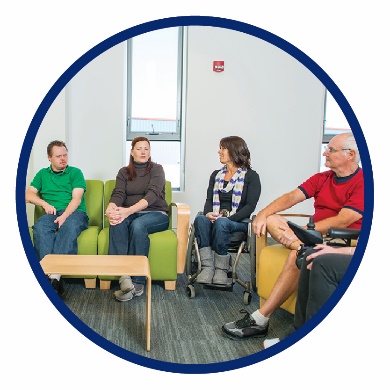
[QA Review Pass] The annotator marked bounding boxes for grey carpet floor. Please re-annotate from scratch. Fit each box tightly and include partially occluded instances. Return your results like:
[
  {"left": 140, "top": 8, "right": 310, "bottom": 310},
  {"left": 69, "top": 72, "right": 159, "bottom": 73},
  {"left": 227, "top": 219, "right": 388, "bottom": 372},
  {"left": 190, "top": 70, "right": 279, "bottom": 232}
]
[{"left": 62, "top": 253, "right": 294, "bottom": 365}]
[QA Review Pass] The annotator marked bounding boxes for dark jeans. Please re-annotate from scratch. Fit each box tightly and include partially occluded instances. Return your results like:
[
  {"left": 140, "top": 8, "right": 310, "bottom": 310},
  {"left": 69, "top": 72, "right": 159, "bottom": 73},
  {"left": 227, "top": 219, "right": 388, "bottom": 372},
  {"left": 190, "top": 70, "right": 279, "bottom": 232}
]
[
  {"left": 108, "top": 212, "right": 169, "bottom": 284},
  {"left": 193, "top": 214, "right": 248, "bottom": 255},
  {"left": 33, "top": 210, "right": 89, "bottom": 261},
  {"left": 294, "top": 248, "right": 352, "bottom": 329}
]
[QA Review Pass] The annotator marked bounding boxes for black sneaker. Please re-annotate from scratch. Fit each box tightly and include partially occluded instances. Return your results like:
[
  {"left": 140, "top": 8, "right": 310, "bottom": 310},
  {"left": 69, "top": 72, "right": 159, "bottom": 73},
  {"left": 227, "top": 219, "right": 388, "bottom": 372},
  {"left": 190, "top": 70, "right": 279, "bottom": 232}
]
[
  {"left": 222, "top": 309, "right": 268, "bottom": 340},
  {"left": 50, "top": 278, "right": 65, "bottom": 297},
  {"left": 133, "top": 282, "right": 144, "bottom": 297}
]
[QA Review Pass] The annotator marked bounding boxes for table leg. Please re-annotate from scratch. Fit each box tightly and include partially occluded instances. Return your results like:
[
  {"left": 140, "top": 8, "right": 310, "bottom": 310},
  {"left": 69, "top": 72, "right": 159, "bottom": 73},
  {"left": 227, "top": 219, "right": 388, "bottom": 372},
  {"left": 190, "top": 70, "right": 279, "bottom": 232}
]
[{"left": 146, "top": 276, "right": 151, "bottom": 351}]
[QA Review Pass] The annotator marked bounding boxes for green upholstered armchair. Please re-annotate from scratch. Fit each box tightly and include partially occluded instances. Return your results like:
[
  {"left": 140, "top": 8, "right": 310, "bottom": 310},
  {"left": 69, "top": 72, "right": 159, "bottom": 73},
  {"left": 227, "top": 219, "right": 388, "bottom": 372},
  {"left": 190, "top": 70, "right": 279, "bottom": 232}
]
[
  {"left": 97, "top": 180, "right": 190, "bottom": 290},
  {"left": 29, "top": 179, "right": 104, "bottom": 288}
]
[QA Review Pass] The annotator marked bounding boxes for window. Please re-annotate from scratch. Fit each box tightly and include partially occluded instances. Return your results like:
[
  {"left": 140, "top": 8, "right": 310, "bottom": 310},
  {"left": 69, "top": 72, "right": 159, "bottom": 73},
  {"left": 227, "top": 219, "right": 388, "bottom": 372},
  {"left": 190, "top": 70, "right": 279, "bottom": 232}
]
[
  {"left": 323, "top": 90, "right": 351, "bottom": 142},
  {"left": 126, "top": 27, "right": 186, "bottom": 190},
  {"left": 320, "top": 90, "right": 352, "bottom": 171}
]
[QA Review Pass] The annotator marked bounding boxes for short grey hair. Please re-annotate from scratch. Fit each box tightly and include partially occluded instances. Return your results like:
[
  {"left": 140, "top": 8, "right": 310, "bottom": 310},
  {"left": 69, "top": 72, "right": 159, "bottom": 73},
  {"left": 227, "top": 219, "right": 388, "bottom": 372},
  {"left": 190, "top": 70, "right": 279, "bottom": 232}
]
[{"left": 343, "top": 132, "right": 360, "bottom": 164}]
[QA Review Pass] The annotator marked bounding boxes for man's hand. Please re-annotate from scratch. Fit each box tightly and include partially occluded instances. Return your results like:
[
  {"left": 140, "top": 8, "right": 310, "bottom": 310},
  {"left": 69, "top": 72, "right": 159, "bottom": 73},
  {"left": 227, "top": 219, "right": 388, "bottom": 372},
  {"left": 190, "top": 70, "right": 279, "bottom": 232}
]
[
  {"left": 252, "top": 213, "right": 267, "bottom": 237},
  {"left": 278, "top": 225, "right": 299, "bottom": 248},
  {"left": 54, "top": 213, "right": 67, "bottom": 228},
  {"left": 43, "top": 203, "right": 56, "bottom": 215},
  {"left": 305, "top": 244, "right": 350, "bottom": 270}
]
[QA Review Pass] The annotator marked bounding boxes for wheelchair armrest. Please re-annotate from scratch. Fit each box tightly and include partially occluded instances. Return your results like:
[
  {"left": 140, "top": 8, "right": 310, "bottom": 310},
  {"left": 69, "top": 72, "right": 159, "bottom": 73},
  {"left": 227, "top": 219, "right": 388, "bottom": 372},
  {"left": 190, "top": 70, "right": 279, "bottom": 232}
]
[
  {"left": 326, "top": 228, "right": 360, "bottom": 240},
  {"left": 326, "top": 227, "right": 360, "bottom": 247}
]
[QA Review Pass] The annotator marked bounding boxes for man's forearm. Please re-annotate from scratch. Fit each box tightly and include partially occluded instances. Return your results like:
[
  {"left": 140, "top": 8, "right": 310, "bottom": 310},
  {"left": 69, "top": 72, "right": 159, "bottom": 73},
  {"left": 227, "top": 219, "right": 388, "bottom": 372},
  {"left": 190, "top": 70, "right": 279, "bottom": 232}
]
[
  {"left": 61, "top": 198, "right": 82, "bottom": 218},
  {"left": 26, "top": 191, "right": 48, "bottom": 208},
  {"left": 259, "top": 192, "right": 299, "bottom": 218}
]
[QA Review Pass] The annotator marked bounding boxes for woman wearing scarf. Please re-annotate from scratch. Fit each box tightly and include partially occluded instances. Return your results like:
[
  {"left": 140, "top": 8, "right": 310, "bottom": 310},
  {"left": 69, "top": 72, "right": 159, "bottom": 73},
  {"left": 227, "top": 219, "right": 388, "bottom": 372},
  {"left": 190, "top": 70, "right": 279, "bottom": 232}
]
[{"left": 194, "top": 136, "right": 261, "bottom": 285}]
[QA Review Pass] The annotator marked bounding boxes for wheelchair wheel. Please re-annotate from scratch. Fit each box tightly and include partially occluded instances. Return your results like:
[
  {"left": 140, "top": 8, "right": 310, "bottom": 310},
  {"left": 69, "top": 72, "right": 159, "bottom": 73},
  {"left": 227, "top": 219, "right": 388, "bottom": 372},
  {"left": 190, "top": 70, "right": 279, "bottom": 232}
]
[
  {"left": 243, "top": 291, "right": 252, "bottom": 305},
  {"left": 248, "top": 220, "right": 257, "bottom": 293},
  {"left": 186, "top": 285, "right": 196, "bottom": 299},
  {"left": 185, "top": 222, "right": 197, "bottom": 276}
]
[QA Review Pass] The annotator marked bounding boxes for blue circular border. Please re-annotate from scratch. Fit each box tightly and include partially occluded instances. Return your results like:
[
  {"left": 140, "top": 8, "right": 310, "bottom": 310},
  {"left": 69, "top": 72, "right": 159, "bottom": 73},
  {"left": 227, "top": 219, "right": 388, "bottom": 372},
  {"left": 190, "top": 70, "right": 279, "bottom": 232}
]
[{"left": 16, "top": 16, "right": 374, "bottom": 374}]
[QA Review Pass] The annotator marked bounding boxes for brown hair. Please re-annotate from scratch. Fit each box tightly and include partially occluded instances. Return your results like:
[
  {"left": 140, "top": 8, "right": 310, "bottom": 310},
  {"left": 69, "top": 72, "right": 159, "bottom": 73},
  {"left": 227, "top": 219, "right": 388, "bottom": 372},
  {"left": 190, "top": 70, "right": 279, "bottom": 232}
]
[
  {"left": 126, "top": 136, "right": 153, "bottom": 181},
  {"left": 220, "top": 136, "right": 251, "bottom": 169},
  {"left": 47, "top": 140, "right": 67, "bottom": 157}
]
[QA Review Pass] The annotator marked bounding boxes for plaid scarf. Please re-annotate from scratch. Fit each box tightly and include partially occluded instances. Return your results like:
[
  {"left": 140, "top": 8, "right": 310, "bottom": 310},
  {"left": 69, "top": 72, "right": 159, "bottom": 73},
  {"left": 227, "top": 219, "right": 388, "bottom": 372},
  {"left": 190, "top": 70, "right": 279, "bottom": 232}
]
[{"left": 212, "top": 166, "right": 247, "bottom": 217}]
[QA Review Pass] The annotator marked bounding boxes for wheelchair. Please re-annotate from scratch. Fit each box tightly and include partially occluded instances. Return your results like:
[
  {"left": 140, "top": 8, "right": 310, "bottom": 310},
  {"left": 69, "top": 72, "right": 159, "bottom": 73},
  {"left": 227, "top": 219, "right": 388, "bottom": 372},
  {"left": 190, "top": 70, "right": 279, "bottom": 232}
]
[
  {"left": 185, "top": 212, "right": 256, "bottom": 305},
  {"left": 288, "top": 216, "right": 360, "bottom": 269}
]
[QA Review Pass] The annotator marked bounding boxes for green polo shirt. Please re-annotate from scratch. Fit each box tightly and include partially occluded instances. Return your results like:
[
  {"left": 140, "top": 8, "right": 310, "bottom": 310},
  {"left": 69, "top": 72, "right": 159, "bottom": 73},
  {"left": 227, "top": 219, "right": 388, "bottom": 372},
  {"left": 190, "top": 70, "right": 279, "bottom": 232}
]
[{"left": 30, "top": 165, "right": 87, "bottom": 213}]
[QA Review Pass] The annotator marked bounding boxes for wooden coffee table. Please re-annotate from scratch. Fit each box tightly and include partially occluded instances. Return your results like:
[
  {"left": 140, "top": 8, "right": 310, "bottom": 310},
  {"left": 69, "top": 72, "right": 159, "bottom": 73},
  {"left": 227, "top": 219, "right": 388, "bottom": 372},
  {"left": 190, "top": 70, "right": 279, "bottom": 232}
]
[{"left": 40, "top": 254, "right": 152, "bottom": 351}]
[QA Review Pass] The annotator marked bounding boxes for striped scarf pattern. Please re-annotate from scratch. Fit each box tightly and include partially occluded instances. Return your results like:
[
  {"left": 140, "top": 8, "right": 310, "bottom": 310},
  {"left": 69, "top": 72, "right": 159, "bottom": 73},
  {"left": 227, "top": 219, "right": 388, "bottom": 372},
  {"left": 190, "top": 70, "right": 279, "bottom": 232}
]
[{"left": 212, "top": 166, "right": 247, "bottom": 217}]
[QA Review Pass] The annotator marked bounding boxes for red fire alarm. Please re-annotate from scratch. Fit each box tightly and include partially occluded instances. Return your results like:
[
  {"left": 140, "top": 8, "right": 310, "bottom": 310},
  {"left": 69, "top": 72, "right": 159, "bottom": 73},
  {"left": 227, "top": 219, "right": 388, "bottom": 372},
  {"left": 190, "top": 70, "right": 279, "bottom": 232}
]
[{"left": 213, "top": 61, "right": 224, "bottom": 72}]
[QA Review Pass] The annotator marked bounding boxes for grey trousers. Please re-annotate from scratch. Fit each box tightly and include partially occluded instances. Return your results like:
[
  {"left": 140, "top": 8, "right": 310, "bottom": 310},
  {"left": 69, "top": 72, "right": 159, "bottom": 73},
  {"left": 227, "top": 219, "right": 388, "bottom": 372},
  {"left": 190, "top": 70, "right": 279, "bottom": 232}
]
[{"left": 294, "top": 248, "right": 352, "bottom": 329}]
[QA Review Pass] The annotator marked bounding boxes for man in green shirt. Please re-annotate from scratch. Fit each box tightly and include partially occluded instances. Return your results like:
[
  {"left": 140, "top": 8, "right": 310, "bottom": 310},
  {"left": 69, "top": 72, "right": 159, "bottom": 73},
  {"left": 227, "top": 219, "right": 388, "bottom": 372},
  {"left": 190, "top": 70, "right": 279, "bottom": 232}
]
[{"left": 26, "top": 140, "right": 89, "bottom": 296}]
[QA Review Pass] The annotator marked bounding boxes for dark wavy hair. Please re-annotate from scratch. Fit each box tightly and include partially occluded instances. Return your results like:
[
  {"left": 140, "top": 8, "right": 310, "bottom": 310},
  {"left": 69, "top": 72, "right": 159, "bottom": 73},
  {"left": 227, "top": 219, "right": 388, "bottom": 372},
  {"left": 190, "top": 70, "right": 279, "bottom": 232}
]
[
  {"left": 126, "top": 136, "right": 153, "bottom": 181},
  {"left": 220, "top": 136, "right": 251, "bottom": 169},
  {"left": 47, "top": 140, "right": 67, "bottom": 157}
]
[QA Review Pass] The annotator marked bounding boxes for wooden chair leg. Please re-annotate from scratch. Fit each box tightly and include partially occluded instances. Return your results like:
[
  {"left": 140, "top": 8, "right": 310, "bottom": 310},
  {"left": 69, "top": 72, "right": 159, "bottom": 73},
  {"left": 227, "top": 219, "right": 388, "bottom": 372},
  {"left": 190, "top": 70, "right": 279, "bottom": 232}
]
[
  {"left": 99, "top": 280, "right": 112, "bottom": 290},
  {"left": 84, "top": 278, "right": 96, "bottom": 289},
  {"left": 164, "top": 280, "right": 176, "bottom": 290}
]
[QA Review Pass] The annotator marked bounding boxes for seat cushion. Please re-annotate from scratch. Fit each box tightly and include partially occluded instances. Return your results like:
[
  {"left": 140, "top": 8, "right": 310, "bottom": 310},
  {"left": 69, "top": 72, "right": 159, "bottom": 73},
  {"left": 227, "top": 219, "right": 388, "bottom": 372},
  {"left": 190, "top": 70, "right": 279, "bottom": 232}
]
[
  {"left": 229, "top": 231, "right": 247, "bottom": 247},
  {"left": 149, "top": 230, "right": 177, "bottom": 280},
  {"left": 97, "top": 228, "right": 178, "bottom": 281},
  {"left": 77, "top": 226, "right": 99, "bottom": 255}
]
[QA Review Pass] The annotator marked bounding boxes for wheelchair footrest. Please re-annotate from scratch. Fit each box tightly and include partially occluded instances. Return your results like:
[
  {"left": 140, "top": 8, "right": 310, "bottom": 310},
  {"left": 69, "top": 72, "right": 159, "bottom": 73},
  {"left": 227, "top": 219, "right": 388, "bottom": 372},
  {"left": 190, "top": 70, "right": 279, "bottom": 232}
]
[{"left": 202, "top": 282, "right": 234, "bottom": 292}]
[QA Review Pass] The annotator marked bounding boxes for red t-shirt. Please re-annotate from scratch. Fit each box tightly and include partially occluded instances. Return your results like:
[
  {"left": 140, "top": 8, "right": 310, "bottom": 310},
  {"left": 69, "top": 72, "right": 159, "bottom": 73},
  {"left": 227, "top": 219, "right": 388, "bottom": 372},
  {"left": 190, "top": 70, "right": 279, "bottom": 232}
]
[{"left": 298, "top": 167, "right": 364, "bottom": 229}]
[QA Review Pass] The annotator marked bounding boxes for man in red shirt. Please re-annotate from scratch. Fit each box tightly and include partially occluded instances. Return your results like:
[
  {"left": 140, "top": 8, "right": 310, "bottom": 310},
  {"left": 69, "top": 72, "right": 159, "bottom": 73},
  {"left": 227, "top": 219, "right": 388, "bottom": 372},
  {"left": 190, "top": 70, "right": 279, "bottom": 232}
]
[{"left": 222, "top": 132, "right": 363, "bottom": 340}]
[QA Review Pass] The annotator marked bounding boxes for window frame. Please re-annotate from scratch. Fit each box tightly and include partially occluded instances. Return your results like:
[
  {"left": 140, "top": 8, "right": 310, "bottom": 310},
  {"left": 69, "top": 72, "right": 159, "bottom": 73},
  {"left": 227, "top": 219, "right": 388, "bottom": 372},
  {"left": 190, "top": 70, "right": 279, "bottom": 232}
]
[
  {"left": 322, "top": 89, "right": 351, "bottom": 143},
  {"left": 126, "top": 27, "right": 185, "bottom": 142}
]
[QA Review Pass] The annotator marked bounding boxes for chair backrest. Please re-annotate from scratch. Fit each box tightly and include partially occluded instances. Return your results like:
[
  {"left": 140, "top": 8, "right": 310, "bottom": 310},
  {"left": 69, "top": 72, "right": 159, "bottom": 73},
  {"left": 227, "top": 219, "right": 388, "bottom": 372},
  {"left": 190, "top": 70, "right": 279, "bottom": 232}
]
[
  {"left": 103, "top": 180, "right": 116, "bottom": 228},
  {"left": 84, "top": 180, "right": 104, "bottom": 229},
  {"left": 34, "top": 179, "right": 104, "bottom": 229},
  {"left": 103, "top": 180, "right": 172, "bottom": 229}
]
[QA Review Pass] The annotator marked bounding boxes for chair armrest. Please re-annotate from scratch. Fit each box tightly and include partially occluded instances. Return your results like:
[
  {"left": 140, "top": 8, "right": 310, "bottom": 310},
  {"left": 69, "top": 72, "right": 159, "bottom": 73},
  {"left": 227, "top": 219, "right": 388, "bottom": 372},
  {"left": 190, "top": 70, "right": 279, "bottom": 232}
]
[
  {"left": 255, "top": 233, "right": 268, "bottom": 268},
  {"left": 171, "top": 202, "right": 191, "bottom": 273},
  {"left": 277, "top": 213, "right": 312, "bottom": 219}
]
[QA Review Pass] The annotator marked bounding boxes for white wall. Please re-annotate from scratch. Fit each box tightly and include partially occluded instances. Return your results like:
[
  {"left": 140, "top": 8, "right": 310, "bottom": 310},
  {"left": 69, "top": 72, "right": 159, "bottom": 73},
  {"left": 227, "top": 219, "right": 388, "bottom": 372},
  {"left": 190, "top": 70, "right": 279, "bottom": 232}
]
[
  {"left": 176, "top": 27, "right": 323, "bottom": 219},
  {"left": 27, "top": 26, "right": 325, "bottom": 225},
  {"left": 67, "top": 42, "right": 126, "bottom": 181},
  {"left": 26, "top": 91, "right": 66, "bottom": 223}
]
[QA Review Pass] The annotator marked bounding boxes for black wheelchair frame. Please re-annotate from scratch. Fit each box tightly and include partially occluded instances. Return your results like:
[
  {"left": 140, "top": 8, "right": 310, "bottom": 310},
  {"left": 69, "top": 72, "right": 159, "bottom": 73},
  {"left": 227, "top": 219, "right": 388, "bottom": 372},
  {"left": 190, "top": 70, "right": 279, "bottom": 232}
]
[
  {"left": 288, "top": 216, "right": 360, "bottom": 247},
  {"left": 288, "top": 216, "right": 361, "bottom": 268},
  {"left": 185, "top": 212, "right": 256, "bottom": 305}
]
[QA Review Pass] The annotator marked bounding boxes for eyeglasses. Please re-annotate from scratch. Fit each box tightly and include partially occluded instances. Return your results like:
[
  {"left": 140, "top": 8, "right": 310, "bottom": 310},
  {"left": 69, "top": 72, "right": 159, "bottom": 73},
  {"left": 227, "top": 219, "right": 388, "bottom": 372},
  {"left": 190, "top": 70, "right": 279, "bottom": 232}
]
[{"left": 324, "top": 146, "right": 352, "bottom": 154}]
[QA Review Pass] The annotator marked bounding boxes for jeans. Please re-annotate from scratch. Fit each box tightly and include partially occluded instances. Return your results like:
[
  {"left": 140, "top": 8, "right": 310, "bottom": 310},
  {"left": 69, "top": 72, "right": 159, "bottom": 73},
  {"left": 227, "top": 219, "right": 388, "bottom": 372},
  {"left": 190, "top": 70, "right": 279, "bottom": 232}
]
[
  {"left": 294, "top": 249, "right": 352, "bottom": 329},
  {"left": 193, "top": 214, "right": 248, "bottom": 255},
  {"left": 33, "top": 210, "right": 89, "bottom": 261},
  {"left": 108, "top": 212, "right": 169, "bottom": 284}
]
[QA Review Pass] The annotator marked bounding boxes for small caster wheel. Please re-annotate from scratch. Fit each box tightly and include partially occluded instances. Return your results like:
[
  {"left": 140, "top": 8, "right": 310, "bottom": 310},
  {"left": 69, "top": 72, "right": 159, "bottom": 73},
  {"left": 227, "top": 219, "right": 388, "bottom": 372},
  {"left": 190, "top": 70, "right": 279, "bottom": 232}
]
[
  {"left": 243, "top": 291, "right": 252, "bottom": 305},
  {"left": 187, "top": 285, "right": 196, "bottom": 298}
]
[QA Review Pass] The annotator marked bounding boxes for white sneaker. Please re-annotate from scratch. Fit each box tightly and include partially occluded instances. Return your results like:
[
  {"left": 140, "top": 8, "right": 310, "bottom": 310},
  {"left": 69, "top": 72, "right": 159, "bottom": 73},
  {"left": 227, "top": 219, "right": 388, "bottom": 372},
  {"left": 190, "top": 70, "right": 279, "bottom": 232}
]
[
  {"left": 119, "top": 275, "right": 134, "bottom": 293},
  {"left": 114, "top": 289, "right": 134, "bottom": 302},
  {"left": 262, "top": 338, "right": 280, "bottom": 348}
]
